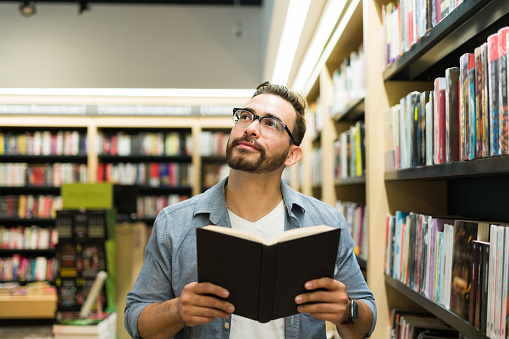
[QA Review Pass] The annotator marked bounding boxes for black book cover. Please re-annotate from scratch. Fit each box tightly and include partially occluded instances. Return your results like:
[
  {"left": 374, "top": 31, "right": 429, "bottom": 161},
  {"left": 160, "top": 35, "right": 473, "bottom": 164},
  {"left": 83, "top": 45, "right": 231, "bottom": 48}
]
[
  {"left": 411, "top": 94, "right": 421, "bottom": 168},
  {"left": 445, "top": 67, "right": 460, "bottom": 163},
  {"left": 197, "top": 225, "right": 340, "bottom": 323},
  {"left": 481, "top": 242, "right": 490, "bottom": 333},
  {"left": 474, "top": 240, "right": 487, "bottom": 329}
]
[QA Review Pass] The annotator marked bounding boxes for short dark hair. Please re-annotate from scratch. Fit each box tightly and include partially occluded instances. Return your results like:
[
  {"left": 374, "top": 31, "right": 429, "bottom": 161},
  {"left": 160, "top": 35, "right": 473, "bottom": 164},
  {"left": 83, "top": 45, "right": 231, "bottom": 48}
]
[{"left": 252, "top": 81, "right": 306, "bottom": 146}]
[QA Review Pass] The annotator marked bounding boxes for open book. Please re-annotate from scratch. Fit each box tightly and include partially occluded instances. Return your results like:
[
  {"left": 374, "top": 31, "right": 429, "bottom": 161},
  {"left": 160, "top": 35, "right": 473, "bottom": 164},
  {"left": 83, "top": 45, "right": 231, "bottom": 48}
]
[{"left": 196, "top": 225, "right": 341, "bottom": 323}]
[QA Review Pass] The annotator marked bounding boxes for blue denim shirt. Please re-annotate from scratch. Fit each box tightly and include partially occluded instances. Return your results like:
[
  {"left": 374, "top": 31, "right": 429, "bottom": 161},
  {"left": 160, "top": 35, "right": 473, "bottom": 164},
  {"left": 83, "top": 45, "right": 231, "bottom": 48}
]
[{"left": 125, "top": 178, "right": 377, "bottom": 338}]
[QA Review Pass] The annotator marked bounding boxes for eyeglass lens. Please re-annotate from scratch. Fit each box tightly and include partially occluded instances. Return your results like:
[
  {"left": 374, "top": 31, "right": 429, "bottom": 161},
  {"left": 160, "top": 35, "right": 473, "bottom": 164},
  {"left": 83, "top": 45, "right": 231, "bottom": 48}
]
[{"left": 234, "top": 110, "right": 282, "bottom": 137}]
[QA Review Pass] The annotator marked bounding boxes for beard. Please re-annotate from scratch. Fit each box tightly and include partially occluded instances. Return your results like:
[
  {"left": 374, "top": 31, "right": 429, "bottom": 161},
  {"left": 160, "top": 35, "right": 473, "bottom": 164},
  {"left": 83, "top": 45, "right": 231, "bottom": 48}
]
[{"left": 226, "top": 135, "right": 290, "bottom": 174}]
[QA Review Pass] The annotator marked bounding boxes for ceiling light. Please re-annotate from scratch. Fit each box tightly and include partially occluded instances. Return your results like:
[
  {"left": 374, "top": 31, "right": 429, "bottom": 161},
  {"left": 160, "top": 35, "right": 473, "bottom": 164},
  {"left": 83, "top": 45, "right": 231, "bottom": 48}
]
[
  {"left": 78, "top": 2, "right": 90, "bottom": 15},
  {"left": 270, "top": 0, "right": 312, "bottom": 86},
  {"left": 19, "top": 0, "right": 36, "bottom": 17},
  {"left": 0, "top": 88, "right": 254, "bottom": 98},
  {"left": 292, "top": 0, "right": 347, "bottom": 92},
  {"left": 299, "top": 0, "right": 360, "bottom": 96}
]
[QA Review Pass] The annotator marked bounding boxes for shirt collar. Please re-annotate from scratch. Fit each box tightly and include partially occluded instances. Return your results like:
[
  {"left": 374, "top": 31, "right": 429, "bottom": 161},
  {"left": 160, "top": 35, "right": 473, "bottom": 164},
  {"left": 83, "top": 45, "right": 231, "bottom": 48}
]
[{"left": 193, "top": 176, "right": 306, "bottom": 225}]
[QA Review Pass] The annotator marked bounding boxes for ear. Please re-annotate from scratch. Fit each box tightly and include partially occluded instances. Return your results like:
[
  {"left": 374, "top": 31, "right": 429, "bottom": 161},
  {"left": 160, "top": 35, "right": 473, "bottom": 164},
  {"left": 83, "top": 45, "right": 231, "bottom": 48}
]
[{"left": 284, "top": 145, "right": 302, "bottom": 167}]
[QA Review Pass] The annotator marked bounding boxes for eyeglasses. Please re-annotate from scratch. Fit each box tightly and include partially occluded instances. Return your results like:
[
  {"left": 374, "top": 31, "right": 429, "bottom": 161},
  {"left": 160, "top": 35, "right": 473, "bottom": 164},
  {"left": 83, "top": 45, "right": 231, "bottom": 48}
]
[{"left": 232, "top": 108, "right": 298, "bottom": 145}]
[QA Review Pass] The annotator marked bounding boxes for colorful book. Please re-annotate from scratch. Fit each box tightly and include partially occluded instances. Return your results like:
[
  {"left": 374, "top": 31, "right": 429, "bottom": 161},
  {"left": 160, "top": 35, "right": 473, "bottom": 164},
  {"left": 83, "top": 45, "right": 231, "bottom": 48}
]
[
  {"left": 475, "top": 44, "right": 489, "bottom": 158},
  {"left": 434, "top": 78, "right": 446, "bottom": 164},
  {"left": 445, "top": 67, "right": 460, "bottom": 162},
  {"left": 468, "top": 60, "right": 477, "bottom": 160},
  {"left": 487, "top": 33, "right": 499, "bottom": 156},
  {"left": 459, "top": 53, "right": 474, "bottom": 161},
  {"left": 450, "top": 220, "right": 479, "bottom": 321},
  {"left": 498, "top": 27, "right": 509, "bottom": 155}
]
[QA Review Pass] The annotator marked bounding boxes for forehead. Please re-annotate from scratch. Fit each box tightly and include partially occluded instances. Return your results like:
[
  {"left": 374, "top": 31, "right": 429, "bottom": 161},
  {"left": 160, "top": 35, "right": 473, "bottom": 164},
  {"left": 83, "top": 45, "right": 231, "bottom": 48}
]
[{"left": 244, "top": 94, "right": 296, "bottom": 125}]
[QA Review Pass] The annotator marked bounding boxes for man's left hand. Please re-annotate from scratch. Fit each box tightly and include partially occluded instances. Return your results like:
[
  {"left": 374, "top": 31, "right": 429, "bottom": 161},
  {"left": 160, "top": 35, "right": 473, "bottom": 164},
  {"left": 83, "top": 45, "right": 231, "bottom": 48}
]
[{"left": 294, "top": 277, "right": 349, "bottom": 325}]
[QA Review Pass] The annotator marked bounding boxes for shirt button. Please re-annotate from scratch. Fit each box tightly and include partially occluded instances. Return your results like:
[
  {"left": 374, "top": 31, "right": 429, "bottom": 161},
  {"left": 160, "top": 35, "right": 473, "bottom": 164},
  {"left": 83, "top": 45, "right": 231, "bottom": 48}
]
[{"left": 224, "top": 322, "right": 230, "bottom": 330}]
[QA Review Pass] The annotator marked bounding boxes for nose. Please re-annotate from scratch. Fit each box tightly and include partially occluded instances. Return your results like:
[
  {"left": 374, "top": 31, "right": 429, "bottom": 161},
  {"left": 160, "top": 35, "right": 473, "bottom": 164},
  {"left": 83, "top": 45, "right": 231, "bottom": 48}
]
[{"left": 244, "top": 116, "right": 261, "bottom": 138}]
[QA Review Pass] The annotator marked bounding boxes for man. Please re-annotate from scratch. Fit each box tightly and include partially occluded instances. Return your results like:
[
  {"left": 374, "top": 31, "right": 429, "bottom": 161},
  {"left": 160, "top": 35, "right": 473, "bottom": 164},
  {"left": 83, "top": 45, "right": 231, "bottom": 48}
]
[{"left": 125, "top": 81, "right": 377, "bottom": 338}]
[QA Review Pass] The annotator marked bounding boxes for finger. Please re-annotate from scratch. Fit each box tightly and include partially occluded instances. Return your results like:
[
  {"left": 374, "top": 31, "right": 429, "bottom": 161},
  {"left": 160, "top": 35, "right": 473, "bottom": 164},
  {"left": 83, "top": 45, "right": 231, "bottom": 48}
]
[
  {"left": 194, "top": 294, "right": 235, "bottom": 313},
  {"left": 295, "top": 289, "right": 340, "bottom": 305},
  {"left": 304, "top": 278, "right": 342, "bottom": 291},
  {"left": 297, "top": 302, "right": 341, "bottom": 315},
  {"left": 181, "top": 291, "right": 234, "bottom": 314},
  {"left": 193, "top": 282, "right": 230, "bottom": 298},
  {"left": 180, "top": 299, "right": 234, "bottom": 327}
]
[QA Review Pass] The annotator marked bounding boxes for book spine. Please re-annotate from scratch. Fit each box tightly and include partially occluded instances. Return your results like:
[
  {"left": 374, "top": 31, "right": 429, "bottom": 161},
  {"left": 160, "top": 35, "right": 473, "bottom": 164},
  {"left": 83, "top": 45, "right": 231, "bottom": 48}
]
[
  {"left": 487, "top": 33, "right": 499, "bottom": 156},
  {"left": 498, "top": 27, "right": 509, "bottom": 155},
  {"left": 257, "top": 244, "right": 278, "bottom": 323},
  {"left": 445, "top": 67, "right": 460, "bottom": 162}
]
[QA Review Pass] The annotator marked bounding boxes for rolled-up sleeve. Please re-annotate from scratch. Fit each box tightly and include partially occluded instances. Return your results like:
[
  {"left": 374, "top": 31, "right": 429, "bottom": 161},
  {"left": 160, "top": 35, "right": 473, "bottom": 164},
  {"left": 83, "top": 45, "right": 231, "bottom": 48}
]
[{"left": 124, "top": 211, "right": 175, "bottom": 339}]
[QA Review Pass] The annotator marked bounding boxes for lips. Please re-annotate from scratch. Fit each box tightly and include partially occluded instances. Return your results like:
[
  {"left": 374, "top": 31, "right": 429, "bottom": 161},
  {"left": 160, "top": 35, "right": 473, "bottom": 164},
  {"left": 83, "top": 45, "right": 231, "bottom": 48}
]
[{"left": 237, "top": 140, "right": 259, "bottom": 151}]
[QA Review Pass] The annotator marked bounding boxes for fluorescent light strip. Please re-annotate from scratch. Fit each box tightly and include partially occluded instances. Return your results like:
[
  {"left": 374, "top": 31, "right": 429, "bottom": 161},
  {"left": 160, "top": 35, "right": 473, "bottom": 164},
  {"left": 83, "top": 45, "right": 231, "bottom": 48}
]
[
  {"left": 301, "top": 0, "right": 360, "bottom": 97},
  {"left": 292, "top": 0, "right": 347, "bottom": 92},
  {"left": 271, "top": 0, "right": 312, "bottom": 85},
  {"left": 0, "top": 88, "right": 254, "bottom": 98}
]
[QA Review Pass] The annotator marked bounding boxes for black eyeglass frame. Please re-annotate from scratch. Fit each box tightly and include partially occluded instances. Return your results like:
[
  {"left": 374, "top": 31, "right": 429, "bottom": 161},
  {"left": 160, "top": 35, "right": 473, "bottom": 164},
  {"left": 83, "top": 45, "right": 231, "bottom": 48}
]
[{"left": 232, "top": 107, "right": 299, "bottom": 146}]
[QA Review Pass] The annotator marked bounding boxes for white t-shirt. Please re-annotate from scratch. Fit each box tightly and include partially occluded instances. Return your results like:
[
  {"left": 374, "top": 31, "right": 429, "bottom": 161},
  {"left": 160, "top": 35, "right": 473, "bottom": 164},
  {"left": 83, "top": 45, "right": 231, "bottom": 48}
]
[{"left": 228, "top": 200, "right": 286, "bottom": 339}]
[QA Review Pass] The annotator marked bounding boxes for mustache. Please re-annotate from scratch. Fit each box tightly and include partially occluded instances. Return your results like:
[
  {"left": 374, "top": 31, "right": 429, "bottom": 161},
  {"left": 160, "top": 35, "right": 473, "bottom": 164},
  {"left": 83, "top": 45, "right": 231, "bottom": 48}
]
[{"left": 230, "top": 136, "right": 264, "bottom": 151}]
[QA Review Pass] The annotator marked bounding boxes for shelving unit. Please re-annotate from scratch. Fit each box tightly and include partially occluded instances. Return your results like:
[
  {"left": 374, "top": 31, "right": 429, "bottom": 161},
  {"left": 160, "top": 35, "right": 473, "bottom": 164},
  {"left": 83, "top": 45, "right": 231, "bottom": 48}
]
[
  {"left": 362, "top": 0, "right": 509, "bottom": 336},
  {"left": 383, "top": 0, "right": 509, "bottom": 81},
  {"left": 291, "top": 0, "right": 509, "bottom": 336},
  {"left": 0, "top": 97, "right": 236, "bottom": 322},
  {"left": 385, "top": 275, "right": 489, "bottom": 338},
  {"left": 298, "top": 0, "right": 368, "bottom": 285}
]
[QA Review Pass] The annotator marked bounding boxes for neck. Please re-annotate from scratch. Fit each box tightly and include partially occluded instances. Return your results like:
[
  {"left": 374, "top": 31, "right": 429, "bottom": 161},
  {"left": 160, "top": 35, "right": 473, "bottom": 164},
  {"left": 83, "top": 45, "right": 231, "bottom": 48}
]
[{"left": 225, "top": 170, "right": 283, "bottom": 222}]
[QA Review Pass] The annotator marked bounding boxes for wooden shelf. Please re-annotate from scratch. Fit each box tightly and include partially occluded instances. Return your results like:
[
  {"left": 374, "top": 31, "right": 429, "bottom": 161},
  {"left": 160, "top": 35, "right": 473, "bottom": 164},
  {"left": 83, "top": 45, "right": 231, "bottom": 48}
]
[
  {"left": 0, "top": 187, "right": 61, "bottom": 195},
  {"left": 385, "top": 275, "right": 488, "bottom": 338},
  {"left": 0, "top": 218, "right": 56, "bottom": 225},
  {"left": 137, "top": 186, "right": 192, "bottom": 195},
  {"left": 0, "top": 294, "right": 57, "bottom": 319},
  {"left": 201, "top": 155, "right": 227, "bottom": 163},
  {"left": 332, "top": 97, "right": 365, "bottom": 122},
  {"left": 0, "top": 155, "right": 87, "bottom": 163},
  {"left": 383, "top": 0, "right": 509, "bottom": 81},
  {"left": 335, "top": 175, "right": 366, "bottom": 186},
  {"left": 384, "top": 155, "right": 509, "bottom": 181},
  {"left": 99, "top": 155, "right": 192, "bottom": 163},
  {"left": 0, "top": 249, "right": 55, "bottom": 257}
]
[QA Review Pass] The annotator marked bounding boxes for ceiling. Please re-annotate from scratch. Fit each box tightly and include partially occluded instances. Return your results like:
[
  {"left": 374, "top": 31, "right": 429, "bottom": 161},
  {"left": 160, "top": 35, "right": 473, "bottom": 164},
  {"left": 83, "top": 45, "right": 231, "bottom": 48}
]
[{"left": 10, "top": 0, "right": 263, "bottom": 5}]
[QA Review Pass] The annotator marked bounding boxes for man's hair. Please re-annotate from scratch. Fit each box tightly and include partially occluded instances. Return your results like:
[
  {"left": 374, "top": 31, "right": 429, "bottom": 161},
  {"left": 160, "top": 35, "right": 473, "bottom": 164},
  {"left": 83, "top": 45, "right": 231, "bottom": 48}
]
[{"left": 252, "top": 81, "right": 307, "bottom": 146}]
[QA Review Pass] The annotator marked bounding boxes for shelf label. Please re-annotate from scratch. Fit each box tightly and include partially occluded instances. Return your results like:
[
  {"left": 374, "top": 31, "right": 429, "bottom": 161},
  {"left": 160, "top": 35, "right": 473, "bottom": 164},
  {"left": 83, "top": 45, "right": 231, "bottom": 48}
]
[
  {"left": 96, "top": 104, "right": 193, "bottom": 116},
  {"left": 0, "top": 104, "right": 87, "bottom": 115}
]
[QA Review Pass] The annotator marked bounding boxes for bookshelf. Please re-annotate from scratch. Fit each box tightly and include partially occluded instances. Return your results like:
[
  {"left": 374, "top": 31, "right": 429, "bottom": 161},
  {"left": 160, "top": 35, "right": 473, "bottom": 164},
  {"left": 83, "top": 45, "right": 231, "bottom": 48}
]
[
  {"left": 291, "top": 0, "right": 509, "bottom": 336},
  {"left": 0, "top": 113, "right": 233, "bottom": 220},
  {"left": 385, "top": 275, "right": 489, "bottom": 339},
  {"left": 366, "top": 0, "right": 509, "bottom": 337},
  {"left": 199, "top": 128, "right": 229, "bottom": 192},
  {"left": 0, "top": 99, "right": 235, "bottom": 321},
  {"left": 300, "top": 0, "right": 367, "bottom": 276}
]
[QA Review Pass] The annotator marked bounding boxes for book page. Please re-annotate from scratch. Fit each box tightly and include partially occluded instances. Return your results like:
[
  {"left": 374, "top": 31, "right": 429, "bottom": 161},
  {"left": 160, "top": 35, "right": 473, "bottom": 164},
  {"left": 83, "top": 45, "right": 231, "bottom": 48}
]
[
  {"left": 269, "top": 225, "right": 334, "bottom": 245},
  {"left": 202, "top": 225, "right": 267, "bottom": 244},
  {"left": 202, "top": 225, "right": 335, "bottom": 246}
]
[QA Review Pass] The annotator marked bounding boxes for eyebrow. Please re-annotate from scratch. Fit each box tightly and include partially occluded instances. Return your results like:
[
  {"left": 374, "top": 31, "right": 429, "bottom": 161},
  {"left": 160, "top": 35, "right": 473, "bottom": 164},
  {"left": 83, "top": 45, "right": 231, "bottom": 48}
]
[{"left": 242, "top": 107, "right": 284, "bottom": 123}]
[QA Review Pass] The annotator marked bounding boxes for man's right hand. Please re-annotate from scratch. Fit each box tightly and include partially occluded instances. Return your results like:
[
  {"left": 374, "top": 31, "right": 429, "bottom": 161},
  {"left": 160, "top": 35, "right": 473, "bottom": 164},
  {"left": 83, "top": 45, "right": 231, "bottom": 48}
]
[{"left": 177, "top": 282, "right": 235, "bottom": 327}]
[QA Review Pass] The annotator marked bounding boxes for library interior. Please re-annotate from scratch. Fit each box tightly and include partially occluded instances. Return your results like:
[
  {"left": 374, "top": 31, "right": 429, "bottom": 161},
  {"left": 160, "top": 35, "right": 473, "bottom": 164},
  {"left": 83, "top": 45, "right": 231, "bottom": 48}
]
[{"left": 0, "top": 0, "right": 509, "bottom": 338}]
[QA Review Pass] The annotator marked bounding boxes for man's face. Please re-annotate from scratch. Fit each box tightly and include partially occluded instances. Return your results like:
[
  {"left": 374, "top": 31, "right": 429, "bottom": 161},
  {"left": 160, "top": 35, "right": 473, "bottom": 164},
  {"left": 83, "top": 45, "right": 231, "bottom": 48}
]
[{"left": 226, "top": 94, "right": 296, "bottom": 174}]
